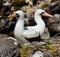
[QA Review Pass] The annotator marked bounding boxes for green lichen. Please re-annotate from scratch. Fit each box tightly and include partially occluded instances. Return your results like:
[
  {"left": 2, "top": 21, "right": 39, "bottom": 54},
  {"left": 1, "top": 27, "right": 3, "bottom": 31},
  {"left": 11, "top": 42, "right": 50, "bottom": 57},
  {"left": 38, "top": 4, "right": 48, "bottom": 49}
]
[{"left": 13, "top": 0, "right": 25, "bottom": 9}]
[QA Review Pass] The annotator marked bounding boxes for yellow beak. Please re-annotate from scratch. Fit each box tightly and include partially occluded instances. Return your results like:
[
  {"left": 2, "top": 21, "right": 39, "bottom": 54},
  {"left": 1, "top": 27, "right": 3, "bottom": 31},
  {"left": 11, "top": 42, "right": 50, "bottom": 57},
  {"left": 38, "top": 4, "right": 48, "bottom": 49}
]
[{"left": 8, "top": 14, "right": 17, "bottom": 18}]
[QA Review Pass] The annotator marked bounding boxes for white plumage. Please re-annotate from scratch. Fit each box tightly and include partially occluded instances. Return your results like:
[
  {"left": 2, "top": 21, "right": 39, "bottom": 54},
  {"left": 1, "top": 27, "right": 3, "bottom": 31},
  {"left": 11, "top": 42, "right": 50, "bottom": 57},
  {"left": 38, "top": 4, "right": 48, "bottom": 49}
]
[{"left": 12, "top": 9, "right": 52, "bottom": 43}]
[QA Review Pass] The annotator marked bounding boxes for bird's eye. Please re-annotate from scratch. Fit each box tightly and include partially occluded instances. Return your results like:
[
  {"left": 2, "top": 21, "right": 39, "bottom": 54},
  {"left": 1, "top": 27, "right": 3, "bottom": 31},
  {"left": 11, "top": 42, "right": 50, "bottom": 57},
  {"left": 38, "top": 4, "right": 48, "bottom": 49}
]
[
  {"left": 40, "top": 12, "right": 45, "bottom": 15},
  {"left": 16, "top": 14, "right": 19, "bottom": 17}
]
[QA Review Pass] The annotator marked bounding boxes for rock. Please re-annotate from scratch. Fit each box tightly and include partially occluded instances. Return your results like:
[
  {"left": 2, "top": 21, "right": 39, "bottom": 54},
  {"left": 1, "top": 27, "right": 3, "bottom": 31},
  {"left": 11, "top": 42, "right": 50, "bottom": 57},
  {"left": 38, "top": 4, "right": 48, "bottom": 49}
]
[
  {"left": 44, "top": 0, "right": 52, "bottom": 4},
  {"left": 0, "top": 17, "right": 16, "bottom": 35},
  {"left": 0, "top": 0, "right": 2, "bottom": 10},
  {"left": 49, "top": 36, "right": 60, "bottom": 44},
  {"left": 41, "top": 27, "right": 50, "bottom": 40},
  {"left": 46, "top": 16, "right": 60, "bottom": 37},
  {"left": 31, "top": 51, "right": 43, "bottom": 57},
  {"left": 54, "top": 14, "right": 60, "bottom": 19},
  {"left": 46, "top": 1, "right": 60, "bottom": 15},
  {"left": 43, "top": 50, "right": 53, "bottom": 57},
  {"left": 0, "top": 34, "right": 20, "bottom": 57}
]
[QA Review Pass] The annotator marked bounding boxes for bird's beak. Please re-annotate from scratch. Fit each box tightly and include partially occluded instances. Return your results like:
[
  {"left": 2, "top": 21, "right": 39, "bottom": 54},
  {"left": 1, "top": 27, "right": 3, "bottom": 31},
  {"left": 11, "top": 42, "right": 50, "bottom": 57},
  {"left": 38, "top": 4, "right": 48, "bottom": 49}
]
[
  {"left": 42, "top": 12, "right": 53, "bottom": 18},
  {"left": 8, "top": 13, "right": 17, "bottom": 18}
]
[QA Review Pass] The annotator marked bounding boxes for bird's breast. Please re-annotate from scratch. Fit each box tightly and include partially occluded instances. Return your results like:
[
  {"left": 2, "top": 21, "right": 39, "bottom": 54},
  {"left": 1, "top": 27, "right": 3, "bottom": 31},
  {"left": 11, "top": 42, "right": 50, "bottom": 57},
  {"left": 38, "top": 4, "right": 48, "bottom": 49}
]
[{"left": 14, "top": 19, "right": 24, "bottom": 37}]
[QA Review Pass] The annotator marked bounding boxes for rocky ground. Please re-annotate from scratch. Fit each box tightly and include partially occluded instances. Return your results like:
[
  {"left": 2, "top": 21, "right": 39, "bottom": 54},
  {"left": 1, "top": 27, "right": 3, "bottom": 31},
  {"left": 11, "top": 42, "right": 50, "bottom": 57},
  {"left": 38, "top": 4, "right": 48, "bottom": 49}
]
[{"left": 0, "top": 0, "right": 60, "bottom": 57}]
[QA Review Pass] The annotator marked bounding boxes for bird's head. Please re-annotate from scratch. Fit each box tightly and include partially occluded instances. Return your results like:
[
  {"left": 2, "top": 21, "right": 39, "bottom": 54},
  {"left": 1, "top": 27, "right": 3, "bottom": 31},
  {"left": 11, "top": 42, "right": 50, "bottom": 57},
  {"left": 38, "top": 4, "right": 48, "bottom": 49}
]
[
  {"left": 8, "top": 10, "right": 25, "bottom": 19},
  {"left": 35, "top": 9, "right": 53, "bottom": 18}
]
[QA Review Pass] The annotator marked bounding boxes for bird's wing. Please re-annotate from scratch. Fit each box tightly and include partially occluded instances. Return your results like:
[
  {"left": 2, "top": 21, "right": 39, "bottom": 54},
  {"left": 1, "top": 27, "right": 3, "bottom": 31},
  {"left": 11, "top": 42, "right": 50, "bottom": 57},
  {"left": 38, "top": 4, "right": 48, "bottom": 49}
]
[{"left": 23, "top": 27, "right": 39, "bottom": 39}]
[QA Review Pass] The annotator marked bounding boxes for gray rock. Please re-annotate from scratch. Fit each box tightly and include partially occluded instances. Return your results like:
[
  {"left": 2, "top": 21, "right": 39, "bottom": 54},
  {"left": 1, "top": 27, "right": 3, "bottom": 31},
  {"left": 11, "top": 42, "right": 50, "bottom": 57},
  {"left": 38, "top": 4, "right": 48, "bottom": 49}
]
[
  {"left": 43, "top": 50, "right": 53, "bottom": 57},
  {"left": 0, "top": 34, "right": 20, "bottom": 57}
]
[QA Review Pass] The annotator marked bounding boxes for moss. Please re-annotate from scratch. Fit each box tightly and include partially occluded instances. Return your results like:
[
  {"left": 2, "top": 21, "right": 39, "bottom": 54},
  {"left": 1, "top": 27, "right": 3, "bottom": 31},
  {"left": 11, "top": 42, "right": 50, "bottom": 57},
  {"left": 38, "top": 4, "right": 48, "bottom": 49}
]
[
  {"left": 14, "top": 0, "right": 25, "bottom": 8},
  {"left": 51, "top": 0, "right": 56, "bottom": 3},
  {"left": 41, "top": 4, "right": 49, "bottom": 9},
  {"left": 20, "top": 44, "right": 33, "bottom": 57}
]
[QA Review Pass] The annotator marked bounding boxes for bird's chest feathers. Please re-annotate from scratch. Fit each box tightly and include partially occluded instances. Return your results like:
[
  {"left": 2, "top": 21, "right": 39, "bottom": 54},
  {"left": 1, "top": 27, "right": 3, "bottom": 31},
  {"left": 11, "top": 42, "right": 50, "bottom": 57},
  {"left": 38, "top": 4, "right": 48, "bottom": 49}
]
[
  {"left": 34, "top": 15, "right": 45, "bottom": 34},
  {"left": 14, "top": 19, "right": 24, "bottom": 34}
]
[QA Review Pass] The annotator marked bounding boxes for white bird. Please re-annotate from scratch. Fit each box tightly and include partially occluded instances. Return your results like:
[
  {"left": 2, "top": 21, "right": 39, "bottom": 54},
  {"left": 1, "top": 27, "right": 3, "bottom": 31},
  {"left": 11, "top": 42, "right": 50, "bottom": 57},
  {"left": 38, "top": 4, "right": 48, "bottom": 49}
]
[{"left": 8, "top": 9, "right": 53, "bottom": 44}]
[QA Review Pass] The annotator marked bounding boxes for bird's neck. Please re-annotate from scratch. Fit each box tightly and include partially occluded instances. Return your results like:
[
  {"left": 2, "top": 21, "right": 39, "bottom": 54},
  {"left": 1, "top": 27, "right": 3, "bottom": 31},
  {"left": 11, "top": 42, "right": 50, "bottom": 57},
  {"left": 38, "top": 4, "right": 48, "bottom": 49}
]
[
  {"left": 35, "top": 15, "right": 45, "bottom": 26},
  {"left": 14, "top": 18, "right": 24, "bottom": 35}
]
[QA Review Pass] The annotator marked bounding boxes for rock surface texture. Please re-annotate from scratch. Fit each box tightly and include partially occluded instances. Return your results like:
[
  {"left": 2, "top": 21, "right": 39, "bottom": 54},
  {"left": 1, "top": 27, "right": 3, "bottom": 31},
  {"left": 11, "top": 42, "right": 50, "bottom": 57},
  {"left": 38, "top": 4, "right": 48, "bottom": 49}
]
[{"left": 0, "top": 34, "right": 20, "bottom": 57}]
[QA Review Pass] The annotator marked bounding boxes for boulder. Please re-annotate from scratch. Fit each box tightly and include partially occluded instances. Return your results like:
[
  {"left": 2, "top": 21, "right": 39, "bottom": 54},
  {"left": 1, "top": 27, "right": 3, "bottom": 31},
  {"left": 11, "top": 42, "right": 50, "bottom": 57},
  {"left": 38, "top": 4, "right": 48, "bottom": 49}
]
[{"left": 0, "top": 34, "right": 20, "bottom": 57}]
